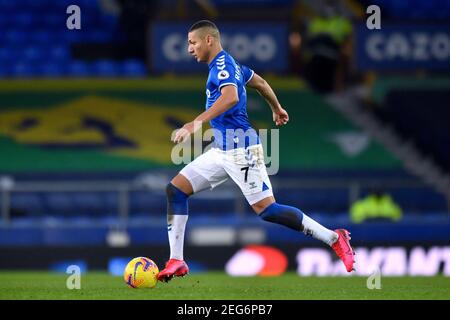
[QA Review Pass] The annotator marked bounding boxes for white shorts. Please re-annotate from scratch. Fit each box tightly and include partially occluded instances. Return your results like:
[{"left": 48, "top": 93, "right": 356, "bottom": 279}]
[{"left": 179, "top": 144, "right": 273, "bottom": 205}]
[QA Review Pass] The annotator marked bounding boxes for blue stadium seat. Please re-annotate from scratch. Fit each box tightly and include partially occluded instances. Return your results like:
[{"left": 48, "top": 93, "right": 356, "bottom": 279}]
[
  {"left": 5, "top": 30, "right": 28, "bottom": 45},
  {"left": 12, "top": 63, "right": 36, "bottom": 77},
  {"left": 274, "top": 188, "right": 350, "bottom": 213},
  {"left": 42, "top": 14, "right": 66, "bottom": 28},
  {"left": 86, "top": 30, "right": 113, "bottom": 42},
  {"left": 39, "top": 63, "right": 66, "bottom": 77},
  {"left": 64, "top": 30, "right": 84, "bottom": 44},
  {"left": 92, "top": 60, "right": 121, "bottom": 77},
  {"left": 29, "top": 30, "right": 55, "bottom": 45},
  {"left": 11, "top": 193, "right": 45, "bottom": 215},
  {"left": 0, "top": 48, "right": 14, "bottom": 65},
  {"left": 100, "top": 14, "right": 119, "bottom": 28},
  {"left": 0, "top": 0, "right": 134, "bottom": 79},
  {"left": 371, "top": 0, "right": 450, "bottom": 20},
  {"left": 122, "top": 60, "right": 147, "bottom": 77},
  {"left": 129, "top": 191, "right": 165, "bottom": 213},
  {"left": 0, "top": 67, "right": 10, "bottom": 78},
  {"left": 22, "top": 46, "right": 46, "bottom": 63},
  {"left": 0, "top": 13, "right": 13, "bottom": 29},
  {"left": 49, "top": 45, "right": 71, "bottom": 62},
  {"left": 56, "top": 0, "right": 98, "bottom": 9},
  {"left": 15, "top": 12, "right": 37, "bottom": 28},
  {"left": 104, "top": 192, "right": 119, "bottom": 212},
  {"left": 0, "top": 0, "right": 16, "bottom": 13},
  {"left": 68, "top": 61, "right": 91, "bottom": 77},
  {"left": 45, "top": 193, "right": 73, "bottom": 215},
  {"left": 24, "top": 0, "right": 60, "bottom": 11},
  {"left": 71, "top": 192, "right": 105, "bottom": 214}
]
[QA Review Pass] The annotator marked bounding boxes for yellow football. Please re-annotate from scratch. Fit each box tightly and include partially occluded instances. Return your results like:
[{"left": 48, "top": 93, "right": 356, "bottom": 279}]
[{"left": 123, "top": 257, "right": 159, "bottom": 288}]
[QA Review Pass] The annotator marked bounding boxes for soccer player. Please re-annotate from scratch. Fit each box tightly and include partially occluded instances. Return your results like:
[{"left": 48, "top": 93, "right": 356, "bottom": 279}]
[{"left": 157, "top": 20, "right": 355, "bottom": 282}]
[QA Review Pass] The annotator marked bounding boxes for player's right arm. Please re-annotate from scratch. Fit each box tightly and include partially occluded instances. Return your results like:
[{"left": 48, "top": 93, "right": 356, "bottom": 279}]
[{"left": 247, "top": 73, "right": 289, "bottom": 126}]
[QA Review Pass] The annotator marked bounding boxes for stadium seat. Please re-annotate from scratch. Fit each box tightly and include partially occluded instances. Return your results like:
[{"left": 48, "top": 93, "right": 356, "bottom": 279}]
[
  {"left": 22, "top": 46, "right": 46, "bottom": 63},
  {"left": 274, "top": 188, "right": 350, "bottom": 213},
  {"left": 129, "top": 191, "right": 165, "bottom": 214},
  {"left": 48, "top": 45, "right": 71, "bottom": 62},
  {"left": 121, "top": 60, "right": 147, "bottom": 77},
  {"left": 92, "top": 60, "right": 121, "bottom": 77},
  {"left": 0, "top": 48, "right": 14, "bottom": 65},
  {"left": 10, "top": 193, "right": 46, "bottom": 215},
  {"left": 12, "top": 63, "right": 36, "bottom": 77},
  {"left": 0, "top": 0, "right": 141, "bottom": 79},
  {"left": 5, "top": 30, "right": 28, "bottom": 45},
  {"left": 29, "top": 30, "right": 55, "bottom": 45},
  {"left": 42, "top": 14, "right": 65, "bottom": 28},
  {"left": 15, "top": 13, "right": 36, "bottom": 28},
  {"left": 68, "top": 61, "right": 91, "bottom": 77},
  {"left": 39, "top": 63, "right": 66, "bottom": 77},
  {"left": 71, "top": 192, "right": 106, "bottom": 214},
  {"left": 45, "top": 193, "right": 74, "bottom": 215},
  {"left": 371, "top": 0, "right": 450, "bottom": 19}
]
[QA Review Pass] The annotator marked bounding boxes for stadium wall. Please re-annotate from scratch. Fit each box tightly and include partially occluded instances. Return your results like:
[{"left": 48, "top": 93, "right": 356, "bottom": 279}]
[{"left": 0, "top": 244, "right": 449, "bottom": 277}]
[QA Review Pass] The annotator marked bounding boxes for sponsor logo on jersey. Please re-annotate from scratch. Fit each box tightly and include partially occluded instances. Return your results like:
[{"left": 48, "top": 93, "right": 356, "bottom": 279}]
[{"left": 218, "top": 70, "right": 230, "bottom": 80}]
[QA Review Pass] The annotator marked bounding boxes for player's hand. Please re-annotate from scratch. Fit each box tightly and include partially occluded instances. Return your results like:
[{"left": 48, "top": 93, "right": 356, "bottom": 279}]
[
  {"left": 273, "top": 107, "right": 289, "bottom": 126},
  {"left": 172, "top": 121, "right": 201, "bottom": 144}
]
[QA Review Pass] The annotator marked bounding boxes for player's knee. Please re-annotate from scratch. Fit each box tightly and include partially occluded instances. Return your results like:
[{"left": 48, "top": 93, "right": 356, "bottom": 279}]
[
  {"left": 252, "top": 196, "right": 276, "bottom": 215},
  {"left": 253, "top": 202, "right": 270, "bottom": 215},
  {"left": 166, "top": 183, "right": 189, "bottom": 216},
  {"left": 258, "top": 202, "right": 278, "bottom": 222},
  {"left": 166, "top": 183, "right": 189, "bottom": 202}
]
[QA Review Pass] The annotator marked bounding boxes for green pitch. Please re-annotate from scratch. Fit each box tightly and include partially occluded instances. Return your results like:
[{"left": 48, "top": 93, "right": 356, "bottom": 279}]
[{"left": 0, "top": 271, "right": 449, "bottom": 300}]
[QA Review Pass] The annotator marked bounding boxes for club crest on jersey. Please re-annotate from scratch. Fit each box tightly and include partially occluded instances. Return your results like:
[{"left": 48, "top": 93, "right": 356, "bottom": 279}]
[
  {"left": 206, "top": 89, "right": 210, "bottom": 98},
  {"left": 218, "top": 70, "right": 229, "bottom": 80}
]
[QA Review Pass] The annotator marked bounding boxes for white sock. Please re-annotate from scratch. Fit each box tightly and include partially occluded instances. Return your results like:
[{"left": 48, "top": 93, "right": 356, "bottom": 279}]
[
  {"left": 301, "top": 214, "right": 338, "bottom": 246},
  {"left": 168, "top": 214, "right": 188, "bottom": 260}
]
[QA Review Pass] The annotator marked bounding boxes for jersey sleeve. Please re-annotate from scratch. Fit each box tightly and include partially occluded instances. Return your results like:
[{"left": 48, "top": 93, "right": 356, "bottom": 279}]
[
  {"left": 241, "top": 64, "right": 255, "bottom": 84},
  {"left": 212, "top": 63, "right": 238, "bottom": 92}
]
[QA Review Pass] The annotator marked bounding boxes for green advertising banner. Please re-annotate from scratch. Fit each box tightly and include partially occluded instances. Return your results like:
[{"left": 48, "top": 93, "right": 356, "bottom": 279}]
[{"left": 0, "top": 79, "right": 400, "bottom": 172}]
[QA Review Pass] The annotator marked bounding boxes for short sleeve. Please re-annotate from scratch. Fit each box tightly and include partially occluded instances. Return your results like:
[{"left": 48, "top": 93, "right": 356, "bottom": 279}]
[
  {"left": 241, "top": 64, "right": 254, "bottom": 84},
  {"left": 214, "top": 63, "right": 238, "bottom": 92}
]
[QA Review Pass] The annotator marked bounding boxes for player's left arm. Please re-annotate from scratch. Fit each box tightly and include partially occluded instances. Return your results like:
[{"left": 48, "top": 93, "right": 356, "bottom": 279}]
[
  {"left": 172, "top": 85, "right": 238, "bottom": 143},
  {"left": 247, "top": 73, "right": 289, "bottom": 126}
]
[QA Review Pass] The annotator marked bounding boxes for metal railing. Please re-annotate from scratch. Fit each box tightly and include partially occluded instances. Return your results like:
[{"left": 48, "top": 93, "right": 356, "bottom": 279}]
[{"left": 1, "top": 176, "right": 448, "bottom": 226}]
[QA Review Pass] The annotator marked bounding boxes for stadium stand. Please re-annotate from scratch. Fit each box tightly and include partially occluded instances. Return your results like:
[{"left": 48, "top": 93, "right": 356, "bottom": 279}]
[
  {"left": 0, "top": 0, "right": 147, "bottom": 77},
  {"left": 0, "top": 0, "right": 449, "bottom": 252}
]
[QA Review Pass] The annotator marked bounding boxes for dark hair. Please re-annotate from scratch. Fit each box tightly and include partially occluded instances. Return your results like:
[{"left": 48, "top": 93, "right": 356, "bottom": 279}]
[{"left": 189, "top": 20, "right": 219, "bottom": 33}]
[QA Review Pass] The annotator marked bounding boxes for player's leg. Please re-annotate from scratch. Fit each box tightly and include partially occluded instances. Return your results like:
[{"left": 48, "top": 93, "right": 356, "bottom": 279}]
[
  {"left": 157, "top": 173, "right": 192, "bottom": 282},
  {"left": 166, "top": 173, "right": 194, "bottom": 262},
  {"left": 225, "top": 144, "right": 354, "bottom": 272},
  {"left": 252, "top": 196, "right": 337, "bottom": 246},
  {"left": 253, "top": 197, "right": 355, "bottom": 272},
  {"left": 159, "top": 149, "right": 228, "bottom": 282}
]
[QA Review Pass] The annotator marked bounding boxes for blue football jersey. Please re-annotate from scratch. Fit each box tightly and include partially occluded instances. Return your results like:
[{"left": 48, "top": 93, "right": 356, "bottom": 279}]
[{"left": 205, "top": 50, "right": 259, "bottom": 150}]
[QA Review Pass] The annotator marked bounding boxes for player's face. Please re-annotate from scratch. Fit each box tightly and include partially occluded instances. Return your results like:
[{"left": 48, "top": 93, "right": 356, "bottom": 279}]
[{"left": 188, "top": 30, "right": 210, "bottom": 63}]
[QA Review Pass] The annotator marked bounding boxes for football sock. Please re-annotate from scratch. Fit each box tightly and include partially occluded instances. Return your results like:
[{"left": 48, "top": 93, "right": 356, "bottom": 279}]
[
  {"left": 166, "top": 183, "right": 189, "bottom": 260},
  {"left": 301, "top": 214, "right": 338, "bottom": 246},
  {"left": 260, "top": 202, "right": 338, "bottom": 246},
  {"left": 260, "top": 202, "right": 303, "bottom": 231},
  {"left": 167, "top": 214, "right": 188, "bottom": 260}
]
